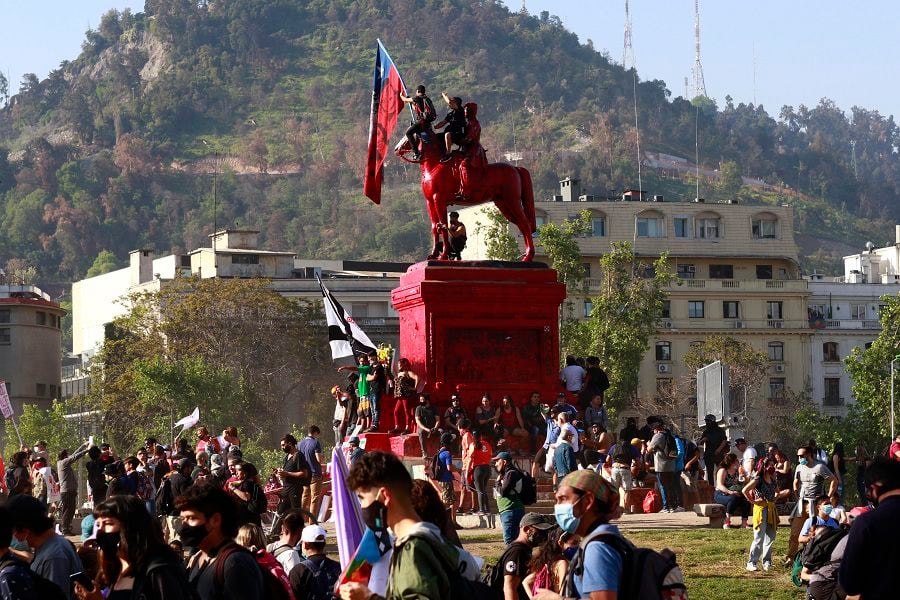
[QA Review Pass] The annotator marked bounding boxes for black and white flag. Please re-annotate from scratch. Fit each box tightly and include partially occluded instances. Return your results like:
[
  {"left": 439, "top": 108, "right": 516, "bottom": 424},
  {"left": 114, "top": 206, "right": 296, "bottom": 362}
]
[{"left": 317, "top": 276, "right": 377, "bottom": 360}]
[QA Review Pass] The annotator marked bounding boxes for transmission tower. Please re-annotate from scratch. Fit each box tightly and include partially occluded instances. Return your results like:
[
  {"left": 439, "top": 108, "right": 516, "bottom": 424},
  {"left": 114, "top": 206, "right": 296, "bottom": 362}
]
[
  {"left": 691, "top": 0, "right": 707, "bottom": 99},
  {"left": 622, "top": 0, "right": 635, "bottom": 70},
  {"left": 850, "top": 140, "right": 859, "bottom": 179}
]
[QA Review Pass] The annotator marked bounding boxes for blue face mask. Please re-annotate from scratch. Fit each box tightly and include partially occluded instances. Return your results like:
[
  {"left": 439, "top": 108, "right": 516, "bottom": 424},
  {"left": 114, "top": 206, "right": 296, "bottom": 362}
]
[
  {"left": 554, "top": 496, "right": 584, "bottom": 534},
  {"left": 563, "top": 546, "right": 578, "bottom": 561},
  {"left": 823, "top": 504, "right": 833, "bottom": 515},
  {"left": 798, "top": 458, "right": 809, "bottom": 466}
]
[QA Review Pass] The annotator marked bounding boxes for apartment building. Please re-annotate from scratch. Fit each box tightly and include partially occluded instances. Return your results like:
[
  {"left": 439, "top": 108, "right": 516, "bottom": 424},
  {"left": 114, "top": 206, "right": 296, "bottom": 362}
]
[
  {"left": 0, "top": 283, "right": 65, "bottom": 414},
  {"left": 460, "top": 179, "right": 809, "bottom": 431}
]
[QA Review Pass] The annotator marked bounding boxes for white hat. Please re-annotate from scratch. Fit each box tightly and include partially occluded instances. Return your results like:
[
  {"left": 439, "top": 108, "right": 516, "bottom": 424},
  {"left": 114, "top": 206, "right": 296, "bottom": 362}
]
[{"left": 300, "top": 524, "right": 327, "bottom": 544}]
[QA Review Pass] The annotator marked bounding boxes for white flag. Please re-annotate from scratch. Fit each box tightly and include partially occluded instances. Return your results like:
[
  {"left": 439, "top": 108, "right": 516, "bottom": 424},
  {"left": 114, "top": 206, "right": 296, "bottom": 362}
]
[
  {"left": 174, "top": 407, "right": 200, "bottom": 431},
  {"left": 317, "top": 276, "right": 376, "bottom": 360}
]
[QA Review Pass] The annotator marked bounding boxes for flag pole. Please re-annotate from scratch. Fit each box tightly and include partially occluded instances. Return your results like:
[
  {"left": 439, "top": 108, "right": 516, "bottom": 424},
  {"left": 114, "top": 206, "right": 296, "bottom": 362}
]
[{"left": 9, "top": 414, "right": 23, "bottom": 449}]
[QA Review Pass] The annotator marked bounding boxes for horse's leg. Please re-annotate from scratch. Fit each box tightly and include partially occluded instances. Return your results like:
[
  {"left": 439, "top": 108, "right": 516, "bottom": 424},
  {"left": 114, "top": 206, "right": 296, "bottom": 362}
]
[
  {"left": 435, "top": 196, "right": 451, "bottom": 260},
  {"left": 493, "top": 178, "right": 534, "bottom": 262},
  {"left": 425, "top": 193, "right": 442, "bottom": 260}
]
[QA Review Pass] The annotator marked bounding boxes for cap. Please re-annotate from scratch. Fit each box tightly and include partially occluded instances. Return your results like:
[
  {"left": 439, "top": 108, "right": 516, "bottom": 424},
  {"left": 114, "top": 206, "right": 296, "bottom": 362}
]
[
  {"left": 450, "top": 393, "right": 461, "bottom": 401},
  {"left": 440, "top": 433, "right": 455, "bottom": 447},
  {"left": 559, "top": 470, "right": 619, "bottom": 509},
  {"left": 630, "top": 437, "right": 642, "bottom": 446},
  {"left": 300, "top": 525, "right": 327, "bottom": 543},
  {"left": 704, "top": 414, "right": 717, "bottom": 423},
  {"left": 491, "top": 451, "right": 513, "bottom": 462},
  {"left": 348, "top": 436, "right": 360, "bottom": 446},
  {"left": 520, "top": 513, "right": 554, "bottom": 530}
]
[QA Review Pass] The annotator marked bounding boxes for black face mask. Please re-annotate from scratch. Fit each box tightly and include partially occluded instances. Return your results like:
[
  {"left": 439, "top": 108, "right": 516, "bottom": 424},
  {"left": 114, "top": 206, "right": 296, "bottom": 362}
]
[
  {"left": 526, "top": 529, "right": 547, "bottom": 547},
  {"left": 96, "top": 530, "right": 121, "bottom": 558},
  {"left": 361, "top": 498, "right": 388, "bottom": 534},
  {"left": 179, "top": 522, "right": 210, "bottom": 547},
  {"left": 282, "top": 446, "right": 293, "bottom": 454}
]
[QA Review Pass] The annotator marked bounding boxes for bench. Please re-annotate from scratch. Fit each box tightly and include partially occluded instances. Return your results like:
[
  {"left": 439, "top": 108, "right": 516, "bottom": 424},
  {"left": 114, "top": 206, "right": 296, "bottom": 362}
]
[{"left": 693, "top": 503, "right": 726, "bottom": 528}]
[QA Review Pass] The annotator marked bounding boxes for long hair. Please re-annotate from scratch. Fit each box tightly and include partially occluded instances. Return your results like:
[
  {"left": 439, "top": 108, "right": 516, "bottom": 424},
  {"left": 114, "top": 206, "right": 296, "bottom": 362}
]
[
  {"left": 94, "top": 495, "right": 172, "bottom": 584},
  {"left": 528, "top": 526, "right": 565, "bottom": 587}
]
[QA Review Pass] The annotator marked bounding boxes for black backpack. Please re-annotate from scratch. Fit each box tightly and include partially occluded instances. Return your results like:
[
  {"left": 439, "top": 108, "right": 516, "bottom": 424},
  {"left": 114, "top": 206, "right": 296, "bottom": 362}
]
[
  {"left": 247, "top": 482, "right": 267, "bottom": 515},
  {"left": 0, "top": 557, "right": 67, "bottom": 600},
  {"left": 156, "top": 477, "right": 175, "bottom": 516},
  {"left": 564, "top": 530, "right": 687, "bottom": 600},
  {"left": 663, "top": 433, "right": 679, "bottom": 460},
  {"left": 214, "top": 542, "right": 291, "bottom": 600},
  {"left": 429, "top": 448, "right": 450, "bottom": 480},
  {"left": 300, "top": 555, "right": 342, "bottom": 600},
  {"left": 422, "top": 96, "right": 437, "bottom": 122},
  {"left": 516, "top": 469, "right": 538, "bottom": 506},
  {"left": 481, "top": 560, "right": 505, "bottom": 598},
  {"left": 800, "top": 526, "right": 847, "bottom": 571}
]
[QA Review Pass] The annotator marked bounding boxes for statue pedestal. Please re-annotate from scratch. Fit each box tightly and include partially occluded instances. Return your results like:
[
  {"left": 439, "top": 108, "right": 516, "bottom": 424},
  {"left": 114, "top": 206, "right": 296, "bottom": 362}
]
[{"left": 390, "top": 261, "right": 566, "bottom": 435}]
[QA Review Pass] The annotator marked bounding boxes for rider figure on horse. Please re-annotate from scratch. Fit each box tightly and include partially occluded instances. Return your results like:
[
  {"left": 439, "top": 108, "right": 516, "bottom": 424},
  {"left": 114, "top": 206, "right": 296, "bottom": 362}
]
[
  {"left": 400, "top": 85, "right": 437, "bottom": 161},
  {"left": 458, "top": 102, "right": 486, "bottom": 199}
]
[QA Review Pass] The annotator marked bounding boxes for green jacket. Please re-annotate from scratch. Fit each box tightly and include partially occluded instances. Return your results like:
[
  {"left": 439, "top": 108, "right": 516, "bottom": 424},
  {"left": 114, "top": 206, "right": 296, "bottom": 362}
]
[{"left": 383, "top": 523, "right": 458, "bottom": 600}]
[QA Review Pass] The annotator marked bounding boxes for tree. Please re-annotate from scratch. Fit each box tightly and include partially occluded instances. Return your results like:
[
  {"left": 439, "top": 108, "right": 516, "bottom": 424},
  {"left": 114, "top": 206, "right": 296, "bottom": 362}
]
[
  {"left": 683, "top": 334, "right": 768, "bottom": 432},
  {"left": 4, "top": 401, "right": 82, "bottom": 457},
  {"left": 475, "top": 207, "right": 519, "bottom": 261},
  {"left": 717, "top": 160, "right": 743, "bottom": 199},
  {"left": 90, "top": 276, "right": 328, "bottom": 449},
  {"left": 587, "top": 242, "right": 675, "bottom": 415},
  {"left": 537, "top": 209, "right": 591, "bottom": 357},
  {"left": 86, "top": 250, "right": 121, "bottom": 278},
  {"left": 845, "top": 294, "right": 900, "bottom": 442}
]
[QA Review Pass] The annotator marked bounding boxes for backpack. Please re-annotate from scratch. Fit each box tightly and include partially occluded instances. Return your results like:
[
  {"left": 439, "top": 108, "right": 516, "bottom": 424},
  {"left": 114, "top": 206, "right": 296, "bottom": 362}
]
[
  {"left": 134, "top": 472, "right": 154, "bottom": 502},
  {"left": 563, "top": 530, "right": 687, "bottom": 600},
  {"left": 800, "top": 526, "right": 847, "bottom": 571},
  {"left": 300, "top": 555, "right": 342, "bottom": 600},
  {"left": 663, "top": 433, "right": 679, "bottom": 460},
  {"left": 156, "top": 477, "right": 175, "bottom": 516},
  {"left": 247, "top": 482, "right": 268, "bottom": 515},
  {"left": 0, "top": 557, "right": 67, "bottom": 600},
  {"left": 674, "top": 436, "right": 686, "bottom": 471},
  {"left": 642, "top": 489, "right": 662, "bottom": 514},
  {"left": 422, "top": 96, "right": 437, "bottom": 123},
  {"left": 430, "top": 449, "right": 449, "bottom": 480},
  {"left": 515, "top": 469, "right": 538, "bottom": 506},
  {"left": 214, "top": 542, "right": 292, "bottom": 600},
  {"left": 481, "top": 559, "right": 505, "bottom": 597}
]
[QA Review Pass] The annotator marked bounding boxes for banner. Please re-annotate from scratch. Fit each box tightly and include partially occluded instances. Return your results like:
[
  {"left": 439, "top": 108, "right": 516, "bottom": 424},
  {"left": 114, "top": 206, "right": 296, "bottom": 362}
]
[{"left": 0, "top": 380, "right": 12, "bottom": 419}]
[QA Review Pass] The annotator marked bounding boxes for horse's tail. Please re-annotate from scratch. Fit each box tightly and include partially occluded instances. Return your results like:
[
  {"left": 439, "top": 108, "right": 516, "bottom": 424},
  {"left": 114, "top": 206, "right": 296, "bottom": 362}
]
[{"left": 517, "top": 166, "right": 536, "bottom": 232}]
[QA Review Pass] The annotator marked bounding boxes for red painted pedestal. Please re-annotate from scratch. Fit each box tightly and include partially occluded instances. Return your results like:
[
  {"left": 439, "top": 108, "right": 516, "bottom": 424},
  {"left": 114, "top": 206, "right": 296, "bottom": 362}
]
[{"left": 390, "top": 261, "right": 566, "bottom": 432}]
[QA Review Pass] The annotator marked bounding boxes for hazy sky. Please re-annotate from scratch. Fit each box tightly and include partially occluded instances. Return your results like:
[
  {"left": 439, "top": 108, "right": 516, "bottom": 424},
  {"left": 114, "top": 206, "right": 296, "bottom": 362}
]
[{"left": 2, "top": 1, "right": 898, "bottom": 121}]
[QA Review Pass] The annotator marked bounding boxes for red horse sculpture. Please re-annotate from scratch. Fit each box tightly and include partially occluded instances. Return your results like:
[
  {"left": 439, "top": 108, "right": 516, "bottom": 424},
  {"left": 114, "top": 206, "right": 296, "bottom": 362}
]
[{"left": 396, "top": 115, "right": 537, "bottom": 261}]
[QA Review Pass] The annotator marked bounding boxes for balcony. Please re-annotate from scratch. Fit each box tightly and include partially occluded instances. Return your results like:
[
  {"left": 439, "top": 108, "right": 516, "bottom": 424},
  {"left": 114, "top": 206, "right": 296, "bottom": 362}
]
[
  {"left": 662, "top": 279, "right": 807, "bottom": 292},
  {"left": 823, "top": 396, "right": 845, "bottom": 407},
  {"left": 653, "top": 319, "right": 809, "bottom": 330},
  {"left": 817, "top": 319, "right": 882, "bottom": 330}
]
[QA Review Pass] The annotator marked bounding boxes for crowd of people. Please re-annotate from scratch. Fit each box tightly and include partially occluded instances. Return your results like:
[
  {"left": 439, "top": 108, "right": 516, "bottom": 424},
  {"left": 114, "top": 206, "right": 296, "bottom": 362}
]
[{"left": 0, "top": 425, "right": 344, "bottom": 599}]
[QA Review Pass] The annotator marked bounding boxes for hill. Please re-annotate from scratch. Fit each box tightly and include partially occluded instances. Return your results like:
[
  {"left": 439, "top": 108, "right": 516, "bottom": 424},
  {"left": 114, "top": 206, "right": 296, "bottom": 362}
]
[{"left": 0, "top": 0, "right": 897, "bottom": 285}]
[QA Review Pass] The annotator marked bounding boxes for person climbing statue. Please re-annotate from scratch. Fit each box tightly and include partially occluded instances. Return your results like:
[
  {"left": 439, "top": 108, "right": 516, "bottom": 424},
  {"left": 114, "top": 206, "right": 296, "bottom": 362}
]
[{"left": 400, "top": 85, "right": 437, "bottom": 161}]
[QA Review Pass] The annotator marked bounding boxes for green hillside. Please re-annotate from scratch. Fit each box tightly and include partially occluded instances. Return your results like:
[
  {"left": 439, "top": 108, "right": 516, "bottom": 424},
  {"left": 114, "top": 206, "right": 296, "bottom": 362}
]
[{"left": 0, "top": 0, "right": 896, "bottom": 285}]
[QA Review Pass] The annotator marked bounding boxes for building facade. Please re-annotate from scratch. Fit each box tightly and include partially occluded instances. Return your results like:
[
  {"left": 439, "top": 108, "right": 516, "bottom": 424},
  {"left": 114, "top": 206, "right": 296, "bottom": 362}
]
[{"left": 0, "top": 284, "right": 65, "bottom": 414}]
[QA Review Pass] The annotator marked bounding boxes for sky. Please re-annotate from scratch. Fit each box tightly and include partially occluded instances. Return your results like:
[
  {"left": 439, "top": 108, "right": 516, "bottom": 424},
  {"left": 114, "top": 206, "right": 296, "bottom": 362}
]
[{"left": 1, "top": 1, "right": 899, "bottom": 120}]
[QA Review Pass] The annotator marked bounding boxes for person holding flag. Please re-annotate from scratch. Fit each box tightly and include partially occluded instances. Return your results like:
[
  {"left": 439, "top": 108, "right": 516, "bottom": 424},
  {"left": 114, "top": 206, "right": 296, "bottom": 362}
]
[{"left": 400, "top": 85, "right": 437, "bottom": 161}]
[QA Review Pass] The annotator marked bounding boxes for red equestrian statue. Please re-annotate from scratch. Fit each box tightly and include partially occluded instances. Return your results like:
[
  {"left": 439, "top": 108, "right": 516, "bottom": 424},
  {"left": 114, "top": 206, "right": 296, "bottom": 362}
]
[{"left": 396, "top": 102, "right": 537, "bottom": 262}]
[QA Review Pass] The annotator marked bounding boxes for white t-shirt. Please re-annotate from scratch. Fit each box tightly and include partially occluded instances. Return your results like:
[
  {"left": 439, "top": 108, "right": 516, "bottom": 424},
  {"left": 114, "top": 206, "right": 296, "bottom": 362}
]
[
  {"left": 561, "top": 423, "right": 580, "bottom": 452},
  {"left": 560, "top": 365, "right": 586, "bottom": 392},
  {"left": 743, "top": 447, "right": 758, "bottom": 475}
]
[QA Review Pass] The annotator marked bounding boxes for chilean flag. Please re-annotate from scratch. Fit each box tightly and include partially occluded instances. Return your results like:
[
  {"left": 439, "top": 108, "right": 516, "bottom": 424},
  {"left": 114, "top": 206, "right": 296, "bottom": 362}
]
[{"left": 364, "top": 40, "right": 406, "bottom": 204}]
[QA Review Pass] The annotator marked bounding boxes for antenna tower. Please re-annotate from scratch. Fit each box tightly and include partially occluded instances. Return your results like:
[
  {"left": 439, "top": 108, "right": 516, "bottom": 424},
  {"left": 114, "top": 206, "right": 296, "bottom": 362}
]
[
  {"left": 622, "top": 0, "right": 635, "bottom": 70},
  {"left": 691, "top": 0, "right": 707, "bottom": 99},
  {"left": 520, "top": 0, "right": 526, "bottom": 12},
  {"left": 850, "top": 140, "right": 859, "bottom": 179}
]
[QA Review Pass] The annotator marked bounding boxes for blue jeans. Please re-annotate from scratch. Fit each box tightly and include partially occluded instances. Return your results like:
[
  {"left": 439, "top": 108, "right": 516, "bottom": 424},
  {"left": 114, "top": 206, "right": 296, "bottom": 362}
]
[
  {"left": 748, "top": 507, "right": 776, "bottom": 565},
  {"left": 499, "top": 507, "right": 524, "bottom": 545},
  {"left": 369, "top": 391, "right": 381, "bottom": 430}
]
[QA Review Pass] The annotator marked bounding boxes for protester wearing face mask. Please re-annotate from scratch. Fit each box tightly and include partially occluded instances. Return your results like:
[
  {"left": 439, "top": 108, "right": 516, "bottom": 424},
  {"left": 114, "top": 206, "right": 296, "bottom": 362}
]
[
  {"left": 339, "top": 450, "right": 462, "bottom": 600},
  {"left": 532, "top": 471, "right": 625, "bottom": 600},
  {"left": 786, "top": 446, "right": 836, "bottom": 565},
  {"left": 742, "top": 457, "right": 790, "bottom": 572},
  {"left": 522, "top": 527, "right": 576, "bottom": 599},
  {"left": 73, "top": 495, "right": 193, "bottom": 600},
  {"left": 798, "top": 496, "right": 840, "bottom": 545},
  {"left": 496, "top": 513, "right": 555, "bottom": 600},
  {"left": 178, "top": 483, "right": 264, "bottom": 600}
]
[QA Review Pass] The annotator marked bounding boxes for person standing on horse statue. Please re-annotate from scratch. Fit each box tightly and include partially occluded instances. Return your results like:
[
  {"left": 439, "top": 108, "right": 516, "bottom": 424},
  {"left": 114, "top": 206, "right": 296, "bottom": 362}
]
[
  {"left": 457, "top": 102, "right": 486, "bottom": 200},
  {"left": 400, "top": 85, "right": 437, "bottom": 161}
]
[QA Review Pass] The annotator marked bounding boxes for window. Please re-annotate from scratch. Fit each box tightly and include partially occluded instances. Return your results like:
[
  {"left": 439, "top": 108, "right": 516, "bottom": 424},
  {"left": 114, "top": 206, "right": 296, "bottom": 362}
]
[
  {"left": 688, "top": 301, "right": 705, "bottom": 318},
  {"left": 583, "top": 301, "right": 593, "bottom": 318},
  {"left": 677, "top": 264, "right": 696, "bottom": 279},
  {"left": 769, "top": 378, "right": 786, "bottom": 401},
  {"left": 0, "top": 328, "right": 9, "bottom": 345},
  {"left": 850, "top": 303, "right": 866, "bottom": 320},
  {"left": 36, "top": 311, "right": 46, "bottom": 326},
  {"left": 0, "top": 310, "right": 9, "bottom": 323},
  {"left": 709, "top": 264, "right": 734, "bottom": 279},
  {"left": 661, "top": 300, "right": 671, "bottom": 319},
  {"left": 656, "top": 341, "right": 672, "bottom": 361},
  {"left": 674, "top": 217, "right": 691, "bottom": 238},
  {"left": 231, "top": 254, "right": 260, "bottom": 265},
  {"left": 636, "top": 216, "right": 665, "bottom": 238},
  {"left": 823, "top": 342, "right": 839, "bottom": 362},
  {"left": 696, "top": 218, "right": 721, "bottom": 239},
  {"left": 723, "top": 301, "right": 740, "bottom": 319},
  {"left": 809, "top": 304, "right": 829, "bottom": 320},
  {"left": 767, "top": 301, "right": 783, "bottom": 320},
  {"left": 865, "top": 342, "right": 873, "bottom": 350},
  {"left": 752, "top": 218, "right": 778, "bottom": 239},
  {"left": 824, "top": 378, "right": 842, "bottom": 406},
  {"left": 756, "top": 265, "right": 773, "bottom": 280},
  {"left": 36, "top": 383, "right": 47, "bottom": 397},
  {"left": 767, "top": 342, "right": 784, "bottom": 362},
  {"left": 591, "top": 217, "right": 606, "bottom": 237},
  {"left": 49, "top": 385, "right": 58, "bottom": 399},
  {"left": 582, "top": 263, "right": 592, "bottom": 278},
  {"left": 641, "top": 265, "right": 656, "bottom": 279}
]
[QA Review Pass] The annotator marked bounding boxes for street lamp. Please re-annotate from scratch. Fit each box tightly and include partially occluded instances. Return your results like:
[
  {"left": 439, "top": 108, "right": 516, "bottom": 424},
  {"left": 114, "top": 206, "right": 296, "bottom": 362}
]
[{"left": 892, "top": 354, "right": 900, "bottom": 440}]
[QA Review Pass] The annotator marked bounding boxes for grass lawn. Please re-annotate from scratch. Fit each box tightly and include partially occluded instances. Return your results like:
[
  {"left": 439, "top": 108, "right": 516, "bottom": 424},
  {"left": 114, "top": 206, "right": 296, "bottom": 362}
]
[{"left": 462, "top": 526, "right": 806, "bottom": 600}]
